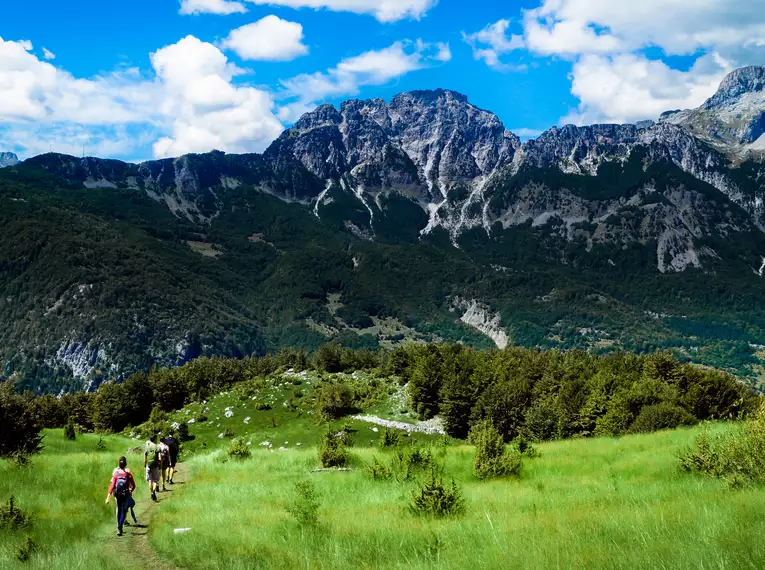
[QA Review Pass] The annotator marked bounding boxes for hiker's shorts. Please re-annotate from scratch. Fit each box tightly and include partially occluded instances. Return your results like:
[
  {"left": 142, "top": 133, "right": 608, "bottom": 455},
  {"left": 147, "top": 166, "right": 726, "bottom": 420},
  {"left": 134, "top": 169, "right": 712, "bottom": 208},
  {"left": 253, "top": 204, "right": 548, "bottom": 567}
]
[{"left": 146, "top": 466, "right": 160, "bottom": 483}]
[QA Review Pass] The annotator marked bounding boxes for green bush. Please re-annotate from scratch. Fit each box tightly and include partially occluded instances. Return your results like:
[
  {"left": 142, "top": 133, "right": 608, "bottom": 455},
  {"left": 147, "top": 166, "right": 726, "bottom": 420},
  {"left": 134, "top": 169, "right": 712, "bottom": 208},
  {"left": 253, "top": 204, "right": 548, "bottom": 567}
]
[
  {"left": 365, "top": 457, "right": 392, "bottom": 480},
  {"left": 680, "top": 402, "right": 765, "bottom": 486},
  {"left": 379, "top": 428, "right": 402, "bottom": 448},
  {"left": 318, "top": 429, "right": 347, "bottom": 468},
  {"left": 472, "top": 421, "right": 522, "bottom": 480},
  {"left": 515, "top": 434, "right": 539, "bottom": 458},
  {"left": 314, "top": 382, "right": 358, "bottom": 422},
  {"left": 631, "top": 403, "right": 696, "bottom": 433},
  {"left": 63, "top": 418, "right": 76, "bottom": 441},
  {"left": 196, "top": 414, "right": 208, "bottom": 423},
  {"left": 389, "top": 446, "right": 434, "bottom": 481},
  {"left": 410, "top": 468, "right": 465, "bottom": 518},
  {"left": 0, "top": 496, "right": 30, "bottom": 530},
  {"left": 228, "top": 437, "right": 251, "bottom": 460},
  {"left": 16, "top": 536, "right": 36, "bottom": 562},
  {"left": 286, "top": 480, "right": 320, "bottom": 526},
  {"left": 0, "top": 383, "right": 42, "bottom": 458}
]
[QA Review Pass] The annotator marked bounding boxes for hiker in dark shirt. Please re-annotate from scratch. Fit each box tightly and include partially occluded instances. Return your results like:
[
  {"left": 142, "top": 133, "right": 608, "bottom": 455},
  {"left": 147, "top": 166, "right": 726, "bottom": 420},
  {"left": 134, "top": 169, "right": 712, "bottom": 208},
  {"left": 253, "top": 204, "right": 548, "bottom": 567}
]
[
  {"left": 166, "top": 430, "right": 179, "bottom": 484},
  {"left": 106, "top": 456, "right": 136, "bottom": 537}
]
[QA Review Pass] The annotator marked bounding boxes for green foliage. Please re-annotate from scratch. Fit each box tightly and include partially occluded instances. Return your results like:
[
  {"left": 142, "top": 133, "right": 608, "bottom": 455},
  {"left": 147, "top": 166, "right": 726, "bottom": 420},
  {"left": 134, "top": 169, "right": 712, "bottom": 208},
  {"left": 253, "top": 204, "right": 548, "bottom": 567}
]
[
  {"left": 227, "top": 437, "right": 251, "bottom": 460},
  {"left": 314, "top": 382, "right": 358, "bottom": 422},
  {"left": 630, "top": 403, "right": 696, "bottom": 433},
  {"left": 409, "top": 468, "right": 465, "bottom": 518},
  {"left": 16, "top": 536, "right": 36, "bottom": 562},
  {"left": 285, "top": 480, "right": 320, "bottom": 527},
  {"left": 63, "top": 418, "right": 76, "bottom": 441},
  {"left": 379, "top": 428, "right": 402, "bottom": 448},
  {"left": 0, "top": 496, "right": 30, "bottom": 530},
  {"left": 0, "top": 383, "right": 42, "bottom": 458},
  {"left": 318, "top": 429, "right": 348, "bottom": 468},
  {"left": 471, "top": 421, "right": 522, "bottom": 480},
  {"left": 365, "top": 457, "right": 392, "bottom": 480},
  {"left": 681, "top": 402, "right": 765, "bottom": 486}
]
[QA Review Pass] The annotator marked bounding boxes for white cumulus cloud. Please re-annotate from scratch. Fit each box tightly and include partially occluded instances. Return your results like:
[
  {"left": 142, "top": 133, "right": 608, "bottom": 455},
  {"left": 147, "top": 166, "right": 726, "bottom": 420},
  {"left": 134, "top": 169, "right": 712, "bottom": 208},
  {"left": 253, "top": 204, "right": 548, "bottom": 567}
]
[
  {"left": 279, "top": 39, "right": 450, "bottom": 120},
  {"left": 0, "top": 34, "right": 283, "bottom": 159},
  {"left": 220, "top": 15, "right": 308, "bottom": 61},
  {"left": 149, "top": 35, "right": 283, "bottom": 157},
  {"left": 507, "top": 0, "right": 765, "bottom": 124},
  {"left": 179, "top": 0, "right": 247, "bottom": 14},
  {"left": 42, "top": 47, "right": 55, "bottom": 60},
  {"left": 462, "top": 20, "right": 525, "bottom": 71},
  {"left": 243, "top": 0, "right": 437, "bottom": 23}
]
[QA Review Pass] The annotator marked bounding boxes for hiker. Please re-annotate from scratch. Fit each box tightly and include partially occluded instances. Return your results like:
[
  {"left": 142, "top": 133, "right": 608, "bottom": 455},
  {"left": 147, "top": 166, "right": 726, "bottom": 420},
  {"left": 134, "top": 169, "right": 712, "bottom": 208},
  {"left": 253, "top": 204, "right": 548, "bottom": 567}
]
[
  {"left": 111, "top": 465, "right": 138, "bottom": 524},
  {"left": 105, "top": 456, "right": 136, "bottom": 537},
  {"left": 165, "top": 430, "right": 179, "bottom": 484},
  {"left": 144, "top": 434, "right": 161, "bottom": 501},
  {"left": 159, "top": 437, "right": 171, "bottom": 492}
]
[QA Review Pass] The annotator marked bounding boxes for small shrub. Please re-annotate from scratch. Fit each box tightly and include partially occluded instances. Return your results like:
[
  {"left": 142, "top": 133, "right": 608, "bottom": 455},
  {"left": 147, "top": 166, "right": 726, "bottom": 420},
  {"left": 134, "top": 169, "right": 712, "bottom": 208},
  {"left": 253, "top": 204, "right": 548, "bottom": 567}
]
[
  {"left": 228, "top": 437, "right": 251, "bottom": 460},
  {"left": 254, "top": 403, "right": 272, "bottom": 411},
  {"left": 318, "top": 429, "right": 347, "bottom": 468},
  {"left": 0, "top": 496, "right": 30, "bottom": 530},
  {"left": 314, "top": 381, "right": 361, "bottom": 422},
  {"left": 631, "top": 403, "right": 696, "bottom": 433},
  {"left": 178, "top": 423, "right": 193, "bottom": 442},
  {"left": 365, "top": 457, "right": 392, "bottom": 480},
  {"left": 196, "top": 414, "right": 208, "bottom": 423},
  {"left": 286, "top": 480, "right": 320, "bottom": 526},
  {"left": 223, "top": 428, "right": 235, "bottom": 438},
  {"left": 680, "top": 402, "right": 765, "bottom": 486},
  {"left": 95, "top": 436, "right": 107, "bottom": 451},
  {"left": 390, "top": 446, "right": 434, "bottom": 481},
  {"left": 379, "top": 428, "right": 402, "bottom": 449},
  {"left": 16, "top": 537, "right": 36, "bottom": 562},
  {"left": 410, "top": 468, "right": 465, "bottom": 518},
  {"left": 10, "top": 452, "right": 33, "bottom": 469},
  {"left": 472, "top": 421, "right": 522, "bottom": 480},
  {"left": 63, "top": 418, "right": 76, "bottom": 441},
  {"left": 515, "top": 434, "right": 539, "bottom": 458}
]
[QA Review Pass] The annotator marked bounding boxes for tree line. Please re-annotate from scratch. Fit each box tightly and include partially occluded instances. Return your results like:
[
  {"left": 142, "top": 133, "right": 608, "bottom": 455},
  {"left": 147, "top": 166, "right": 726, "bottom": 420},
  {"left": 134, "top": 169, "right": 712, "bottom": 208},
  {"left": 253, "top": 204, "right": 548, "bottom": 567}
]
[{"left": 0, "top": 344, "right": 759, "bottom": 457}]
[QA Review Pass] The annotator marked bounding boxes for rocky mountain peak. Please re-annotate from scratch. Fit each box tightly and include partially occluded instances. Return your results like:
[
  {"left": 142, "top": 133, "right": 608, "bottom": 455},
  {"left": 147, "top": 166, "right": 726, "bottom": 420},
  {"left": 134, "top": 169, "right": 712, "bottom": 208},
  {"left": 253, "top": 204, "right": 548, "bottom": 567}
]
[
  {"left": 0, "top": 152, "right": 19, "bottom": 168},
  {"left": 704, "top": 66, "right": 765, "bottom": 110}
]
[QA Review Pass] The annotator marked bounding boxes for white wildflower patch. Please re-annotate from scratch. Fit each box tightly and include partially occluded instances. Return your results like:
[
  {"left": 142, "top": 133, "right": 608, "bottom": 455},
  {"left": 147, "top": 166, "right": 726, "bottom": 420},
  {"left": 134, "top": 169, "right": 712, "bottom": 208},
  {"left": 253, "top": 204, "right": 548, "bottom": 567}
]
[
  {"left": 225, "top": 410, "right": 234, "bottom": 418},
  {"left": 171, "top": 422, "right": 180, "bottom": 430},
  {"left": 278, "top": 447, "right": 288, "bottom": 451},
  {"left": 218, "top": 433, "right": 224, "bottom": 439},
  {"left": 246, "top": 441, "right": 252, "bottom": 446},
  {"left": 296, "top": 443, "right": 302, "bottom": 446},
  {"left": 259, "top": 441, "right": 271, "bottom": 447},
  {"left": 244, "top": 417, "right": 251, "bottom": 424},
  {"left": 187, "top": 419, "right": 195, "bottom": 424}
]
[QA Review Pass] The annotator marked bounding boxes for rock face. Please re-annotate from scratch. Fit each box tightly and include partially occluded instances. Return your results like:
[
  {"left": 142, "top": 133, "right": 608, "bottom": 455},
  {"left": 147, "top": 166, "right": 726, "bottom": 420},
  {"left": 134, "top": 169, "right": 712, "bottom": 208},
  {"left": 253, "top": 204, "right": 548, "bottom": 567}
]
[
  {"left": 14, "top": 67, "right": 765, "bottom": 274},
  {"left": 0, "top": 152, "right": 19, "bottom": 168},
  {"left": 661, "top": 66, "right": 765, "bottom": 152}
]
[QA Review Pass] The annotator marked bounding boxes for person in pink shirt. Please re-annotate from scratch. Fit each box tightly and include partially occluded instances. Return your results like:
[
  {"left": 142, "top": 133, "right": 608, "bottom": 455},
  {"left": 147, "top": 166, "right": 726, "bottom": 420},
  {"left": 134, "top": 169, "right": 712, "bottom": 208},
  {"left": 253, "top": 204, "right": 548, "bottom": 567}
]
[{"left": 105, "top": 456, "right": 136, "bottom": 537}]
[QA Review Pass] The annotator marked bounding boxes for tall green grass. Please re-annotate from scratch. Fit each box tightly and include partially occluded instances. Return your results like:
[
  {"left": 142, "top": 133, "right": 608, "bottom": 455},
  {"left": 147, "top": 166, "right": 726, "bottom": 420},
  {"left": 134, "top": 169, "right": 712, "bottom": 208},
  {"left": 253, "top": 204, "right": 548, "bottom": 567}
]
[
  {"left": 0, "top": 430, "right": 139, "bottom": 569},
  {"left": 152, "top": 423, "right": 765, "bottom": 570}
]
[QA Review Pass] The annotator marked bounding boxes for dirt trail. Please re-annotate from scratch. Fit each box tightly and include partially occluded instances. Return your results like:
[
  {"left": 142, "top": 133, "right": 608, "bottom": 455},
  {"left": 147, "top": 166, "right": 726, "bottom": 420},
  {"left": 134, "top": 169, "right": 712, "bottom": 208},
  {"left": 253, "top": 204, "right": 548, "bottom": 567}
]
[{"left": 112, "top": 464, "right": 187, "bottom": 570}]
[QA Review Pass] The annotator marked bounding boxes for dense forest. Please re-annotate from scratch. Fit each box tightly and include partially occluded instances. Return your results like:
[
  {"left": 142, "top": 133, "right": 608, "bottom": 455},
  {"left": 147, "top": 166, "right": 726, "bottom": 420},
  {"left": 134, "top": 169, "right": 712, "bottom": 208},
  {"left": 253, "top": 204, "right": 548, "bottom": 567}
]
[{"left": 1, "top": 345, "right": 758, "bottom": 458}]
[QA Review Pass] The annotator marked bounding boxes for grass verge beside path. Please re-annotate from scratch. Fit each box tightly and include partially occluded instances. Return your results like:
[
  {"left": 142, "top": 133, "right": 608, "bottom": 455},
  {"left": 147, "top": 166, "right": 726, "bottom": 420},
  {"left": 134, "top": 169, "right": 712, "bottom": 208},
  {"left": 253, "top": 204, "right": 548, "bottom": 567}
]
[
  {"left": 151, "top": 423, "right": 765, "bottom": 570},
  {"left": 0, "top": 430, "right": 139, "bottom": 569}
]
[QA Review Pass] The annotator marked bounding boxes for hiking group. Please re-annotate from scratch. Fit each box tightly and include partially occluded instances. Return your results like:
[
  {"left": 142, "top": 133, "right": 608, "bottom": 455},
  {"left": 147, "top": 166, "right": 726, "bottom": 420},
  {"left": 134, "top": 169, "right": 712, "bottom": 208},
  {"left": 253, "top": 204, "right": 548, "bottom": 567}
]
[{"left": 105, "top": 430, "right": 180, "bottom": 537}]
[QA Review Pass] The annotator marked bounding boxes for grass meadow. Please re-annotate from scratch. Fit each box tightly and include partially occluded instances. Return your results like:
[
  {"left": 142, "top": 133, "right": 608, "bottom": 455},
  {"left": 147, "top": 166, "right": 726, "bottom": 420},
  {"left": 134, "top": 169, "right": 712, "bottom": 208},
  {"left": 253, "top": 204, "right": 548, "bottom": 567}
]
[
  {"left": 0, "top": 431, "right": 141, "bottom": 569},
  {"left": 150, "top": 422, "right": 765, "bottom": 570}
]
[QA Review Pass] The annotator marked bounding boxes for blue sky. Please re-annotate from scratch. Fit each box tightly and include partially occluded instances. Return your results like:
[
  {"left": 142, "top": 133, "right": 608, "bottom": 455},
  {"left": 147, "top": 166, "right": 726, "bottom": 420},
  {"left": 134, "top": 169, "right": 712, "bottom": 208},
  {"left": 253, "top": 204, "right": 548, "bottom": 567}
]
[{"left": 0, "top": 0, "right": 762, "bottom": 161}]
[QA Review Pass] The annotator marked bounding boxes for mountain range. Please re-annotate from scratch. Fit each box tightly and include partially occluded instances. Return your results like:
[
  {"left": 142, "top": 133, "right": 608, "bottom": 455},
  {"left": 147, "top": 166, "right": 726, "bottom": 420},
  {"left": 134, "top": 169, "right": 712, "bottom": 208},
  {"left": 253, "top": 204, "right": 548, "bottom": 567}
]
[{"left": 2, "top": 66, "right": 765, "bottom": 393}]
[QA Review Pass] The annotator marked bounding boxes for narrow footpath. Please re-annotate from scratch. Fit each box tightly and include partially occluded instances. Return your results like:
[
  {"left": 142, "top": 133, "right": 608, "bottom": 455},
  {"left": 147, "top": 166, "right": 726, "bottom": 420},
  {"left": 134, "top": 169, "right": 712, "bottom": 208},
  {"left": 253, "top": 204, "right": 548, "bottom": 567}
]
[{"left": 113, "top": 464, "right": 187, "bottom": 570}]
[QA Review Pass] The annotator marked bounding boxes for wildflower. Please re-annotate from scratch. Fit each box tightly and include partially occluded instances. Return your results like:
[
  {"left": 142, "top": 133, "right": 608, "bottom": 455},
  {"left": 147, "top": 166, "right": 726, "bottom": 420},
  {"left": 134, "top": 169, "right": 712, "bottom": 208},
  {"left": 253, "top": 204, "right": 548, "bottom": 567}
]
[
  {"left": 188, "top": 419, "right": 195, "bottom": 424},
  {"left": 218, "top": 433, "right": 224, "bottom": 439},
  {"left": 244, "top": 417, "right": 251, "bottom": 424},
  {"left": 225, "top": 410, "right": 234, "bottom": 418}
]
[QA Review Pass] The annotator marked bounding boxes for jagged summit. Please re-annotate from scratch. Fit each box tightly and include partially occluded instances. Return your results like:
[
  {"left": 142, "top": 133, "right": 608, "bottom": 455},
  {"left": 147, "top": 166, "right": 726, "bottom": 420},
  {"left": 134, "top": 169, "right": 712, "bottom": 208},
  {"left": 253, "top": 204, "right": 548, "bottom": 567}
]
[
  {"left": 0, "top": 152, "right": 19, "bottom": 168},
  {"left": 704, "top": 66, "right": 765, "bottom": 110}
]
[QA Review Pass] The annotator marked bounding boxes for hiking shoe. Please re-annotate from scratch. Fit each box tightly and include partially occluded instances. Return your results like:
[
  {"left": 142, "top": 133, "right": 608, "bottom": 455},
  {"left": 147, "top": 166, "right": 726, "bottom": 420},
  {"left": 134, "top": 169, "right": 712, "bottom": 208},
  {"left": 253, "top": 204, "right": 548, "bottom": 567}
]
[
  {"left": 117, "top": 530, "right": 123, "bottom": 537},
  {"left": 152, "top": 492, "right": 157, "bottom": 501},
  {"left": 124, "top": 521, "right": 131, "bottom": 526}
]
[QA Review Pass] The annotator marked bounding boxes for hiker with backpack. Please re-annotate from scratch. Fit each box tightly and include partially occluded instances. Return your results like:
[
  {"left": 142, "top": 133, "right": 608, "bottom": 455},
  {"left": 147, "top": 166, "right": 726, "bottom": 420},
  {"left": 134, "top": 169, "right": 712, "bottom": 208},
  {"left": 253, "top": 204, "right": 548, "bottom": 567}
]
[
  {"left": 165, "top": 430, "right": 179, "bottom": 484},
  {"left": 105, "top": 456, "right": 136, "bottom": 537},
  {"left": 144, "top": 434, "right": 161, "bottom": 501},
  {"left": 159, "top": 437, "right": 171, "bottom": 492}
]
